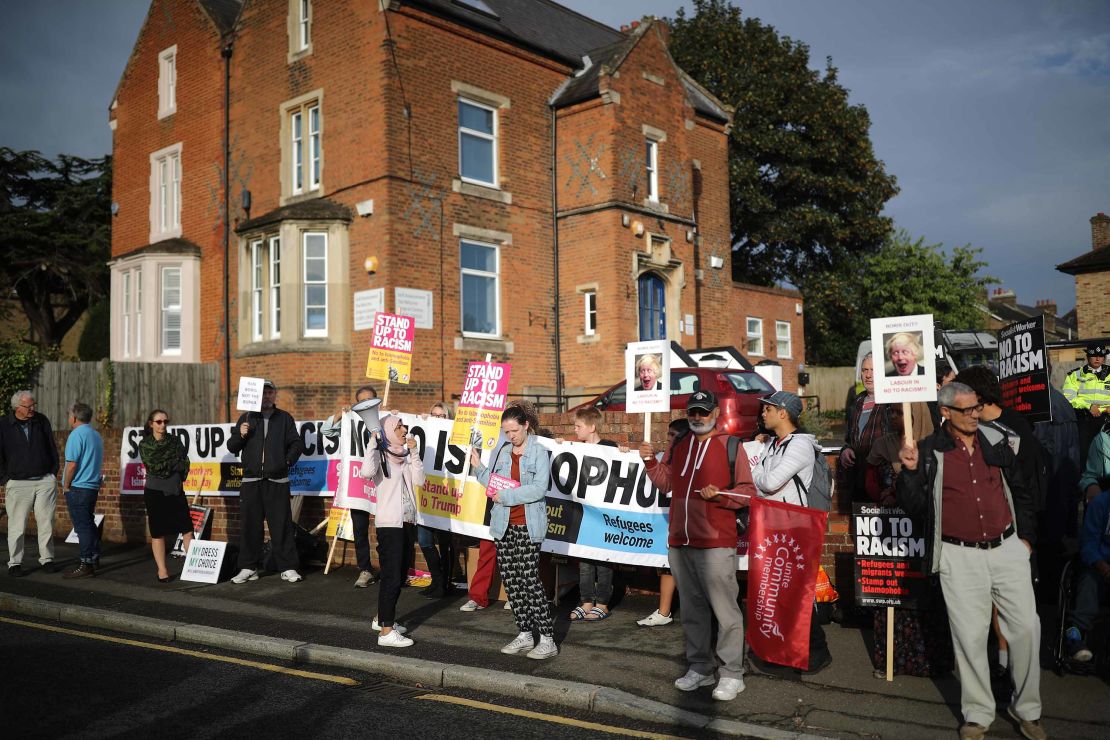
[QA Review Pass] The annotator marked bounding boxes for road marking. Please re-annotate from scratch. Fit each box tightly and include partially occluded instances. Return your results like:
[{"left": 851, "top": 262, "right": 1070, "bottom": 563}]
[
  {"left": 0, "top": 616, "right": 358, "bottom": 686},
  {"left": 414, "top": 694, "right": 685, "bottom": 739}
]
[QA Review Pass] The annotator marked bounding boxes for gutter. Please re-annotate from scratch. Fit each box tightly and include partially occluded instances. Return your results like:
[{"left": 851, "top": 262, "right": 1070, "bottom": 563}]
[
  {"left": 549, "top": 105, "right": 564, "bottom": 409},
  {"left": 222, "top": 40, "right": 233, "bottom": 422}
]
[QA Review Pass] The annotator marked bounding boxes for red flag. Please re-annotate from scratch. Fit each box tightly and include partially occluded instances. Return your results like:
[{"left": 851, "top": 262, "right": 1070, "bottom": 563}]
[{"left": 745, "top": 496, "right": 828, "bottom": 670}]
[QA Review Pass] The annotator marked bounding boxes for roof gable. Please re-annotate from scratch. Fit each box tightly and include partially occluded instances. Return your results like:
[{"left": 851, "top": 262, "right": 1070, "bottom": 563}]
[{"left": 1056, "top": 245, "right": 1110, "bottom": 275}]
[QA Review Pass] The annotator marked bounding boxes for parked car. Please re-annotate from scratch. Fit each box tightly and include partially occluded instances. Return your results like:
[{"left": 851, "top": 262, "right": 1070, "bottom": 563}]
[{"left": 572, "top": 367, "right": 776, "bottom": 438}]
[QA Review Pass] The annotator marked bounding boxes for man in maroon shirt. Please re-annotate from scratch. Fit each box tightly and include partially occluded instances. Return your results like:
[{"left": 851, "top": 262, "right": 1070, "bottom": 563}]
[{"left": 897, "top": 382, "right": 1045, "bottom": 740}]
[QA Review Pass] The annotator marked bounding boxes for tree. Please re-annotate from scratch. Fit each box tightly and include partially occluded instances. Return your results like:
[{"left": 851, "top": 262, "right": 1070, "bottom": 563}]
[
  {"left": 667, "top": 0, "right": 899, "bottom": 286},
  {"left": 803, "top": 230, "right": 994, "bottom": 365},
  {"left": 0, "top": 148, "right": 111, "bottom": 348}
]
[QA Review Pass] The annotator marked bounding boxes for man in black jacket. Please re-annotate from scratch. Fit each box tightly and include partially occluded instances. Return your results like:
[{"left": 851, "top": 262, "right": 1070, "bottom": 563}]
[
  {"left": 0, "top": 391, "right": 60, "bottom": 576},
  {"left": 896, "top": 382, "right": 1046, "bottom": 740},
  {"left": 227, "top": 380, "right": 305, "bottom": 584}
]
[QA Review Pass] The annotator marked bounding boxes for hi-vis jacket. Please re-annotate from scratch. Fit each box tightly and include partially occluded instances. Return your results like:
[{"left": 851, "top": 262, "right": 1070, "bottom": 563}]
[{"left": 1062, "top": 364, "right": 1110, "bottom": 411}]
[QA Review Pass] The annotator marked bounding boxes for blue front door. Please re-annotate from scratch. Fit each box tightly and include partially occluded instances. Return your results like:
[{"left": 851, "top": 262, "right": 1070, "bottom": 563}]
[{"left": 638, "top": 273, "right": 666, "bottom": 341}]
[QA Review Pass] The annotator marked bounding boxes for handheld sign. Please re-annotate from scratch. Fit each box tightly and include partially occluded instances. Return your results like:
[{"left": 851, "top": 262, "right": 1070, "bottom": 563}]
[
  {"left": 451, "top": 360, "right": 511, "bottom": 450},
  {"left": 626, "top": 341, "right": 670, "bottom": 413},
  {"left": 236, "top": 376, "right": 265, "bottom": 412},
  {"left": 870, "top": 315, "right": 937, "bottom": 404},
  {"left": 180, "top": 539, "right": 227, "bottom": 584},
  {"left": 366, "top": 312, "right": 415, "bottom": 384},
  {"left": 997, "top": 315, "right": 1051, "bottom": 424}
]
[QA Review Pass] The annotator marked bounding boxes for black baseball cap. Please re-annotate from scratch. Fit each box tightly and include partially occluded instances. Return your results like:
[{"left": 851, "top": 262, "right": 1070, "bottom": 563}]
[
  {"left": 262, "top": 379, "right": 277, "bottom": 390},
  {"left": 1085, "top": 342, "right": 1107, "bottom": 357},
  {"left": 687, "top": 390, "right": 717, "bottom": 413}
]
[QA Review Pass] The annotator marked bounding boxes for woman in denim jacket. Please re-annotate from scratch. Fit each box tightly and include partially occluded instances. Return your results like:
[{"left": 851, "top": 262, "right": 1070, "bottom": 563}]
[{"left": 470, "top": 402, "right": 556, "bottom": 659}]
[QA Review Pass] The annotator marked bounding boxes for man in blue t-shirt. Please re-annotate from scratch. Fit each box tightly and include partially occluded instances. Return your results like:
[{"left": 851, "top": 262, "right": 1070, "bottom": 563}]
[{"left": 61, "top": 402, "right": 103, "bottom": 578}]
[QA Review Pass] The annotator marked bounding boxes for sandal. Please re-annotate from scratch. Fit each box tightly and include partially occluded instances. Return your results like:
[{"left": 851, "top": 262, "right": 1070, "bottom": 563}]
[
  {"left": 569, "top": 606, "right": 587, "bottom": 621},
  {"left": 584, "top": 606, "right": 610, "bottom": 621}
]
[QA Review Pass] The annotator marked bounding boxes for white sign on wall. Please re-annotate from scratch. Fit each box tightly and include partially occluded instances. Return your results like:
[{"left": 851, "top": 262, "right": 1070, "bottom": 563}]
[
  {"left": 180, "top": 539, "right": 228, "bottom": 584},
  {"left": 395, "top": 287, "right": 433, "bottom": 330},
  {"left": 353, "top": 288, "right": 385, "bottom": 332}
]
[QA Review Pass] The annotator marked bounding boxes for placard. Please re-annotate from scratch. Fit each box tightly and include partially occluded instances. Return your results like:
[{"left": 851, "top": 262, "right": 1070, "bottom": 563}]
[
  {"left": 353, "top": 288, "right": 385, "bottom": 332},
  {"left": 365, "top": 312, "right": 414, "bottom": 384},
  {"left": 395, "top": 287, "right": 433, "bottom": 330},
  {"left": 236, "top": 376, "right": 265, "bottom": 412},
  {"left": 997, "top": 315, "right": 1051, "bottom": 424},
  {"left": 625, "top": 340, "right": 670, "bottom": 413},
  {"left": 172, "top": 505, "right": 212, "bottom": 556},
  {"left": 852, "top": 503, "right": 929, "bottom": 609},
  {"left": 870, "top": 315, "right": 937, "bottom": 404},
  {"left": 180, "top": 539, "right": 227, "bottom": 584},
  {"left": 325, "top": 505, "right": 355, "bottom": 541},
  {"left": 450, "top": 361, "right": 511, "bottom": 449},
  {"left": 66, "top": 514, "right": 104, "bottom": 544}
]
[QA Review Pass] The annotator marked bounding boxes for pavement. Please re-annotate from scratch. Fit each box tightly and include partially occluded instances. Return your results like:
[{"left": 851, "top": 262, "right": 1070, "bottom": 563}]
[{"left": 2, "top": 538, "right": 1108, "bottom": 739}]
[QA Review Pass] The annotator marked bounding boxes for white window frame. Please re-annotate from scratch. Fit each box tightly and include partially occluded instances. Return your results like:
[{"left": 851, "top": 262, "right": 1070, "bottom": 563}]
[
  {"left": 645, "top": 138, "right": 659, "bottom": 202},
  {"left": 308, "top": 105, "right": 321, "bottom": 191},
  {"left": 291, "top": 109, "right": 304, "bottom": 194},
  {"left": 458, "top": 98, "right": 498, "bottom": 188},
  {"left": 746, "top": 317, "right": 764, "bottom": 356},
  {"left": 250, "top": 239, "right": 264, "bottom": 342},
  {"left": 149, "top": 143, "right": 182, "bottom": 242},
  {"left": 459, "top": 238, "right": 500, "bottom": 339},
  {"left": 134, "top": 269, "right": 142, "bottom": 357},
  {"left": 160, "top": 266, "right": 182, "bottom": 356},
  {"left": 269, "top": 236, "right": 282, "bottom": 338},
  {"left": 583, "top": 290, "right": 597, "bottom": 336},
  {"left": 298, "top": 0, "right": 311, "bottom": 51},
  {"left": 122, "top": 271, "right": 132, "bottom": 358},
  {"left": 158, "top": 46, "right": 177, "bottom": 119},
  {"left": 302, "top": 232, "right": 328, "bottom": 338},
  {"left": 776, "top": 320, "right": 792, "bottom": 359}
]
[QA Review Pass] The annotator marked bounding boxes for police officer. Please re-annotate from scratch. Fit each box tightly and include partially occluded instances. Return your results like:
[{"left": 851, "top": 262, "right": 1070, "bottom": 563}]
[{"left": 1063, "top": 342, "right": 1110, "bottom": 467}]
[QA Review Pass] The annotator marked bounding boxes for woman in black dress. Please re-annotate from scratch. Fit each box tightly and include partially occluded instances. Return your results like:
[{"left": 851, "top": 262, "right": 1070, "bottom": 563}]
[{"left": 139, "top": 409, "right": 194, "bottom": 581}]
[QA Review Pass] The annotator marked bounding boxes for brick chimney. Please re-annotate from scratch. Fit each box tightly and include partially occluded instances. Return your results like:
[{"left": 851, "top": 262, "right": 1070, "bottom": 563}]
[
  {"left": 1035, "top": 299, "right": 1057, "bottom": 334},
  {"left": 1093, "top": 212, "right": 1110, "bottom": 251},
  {"left": 991, "top": 287, "right": 1016, "bottom": 306}
]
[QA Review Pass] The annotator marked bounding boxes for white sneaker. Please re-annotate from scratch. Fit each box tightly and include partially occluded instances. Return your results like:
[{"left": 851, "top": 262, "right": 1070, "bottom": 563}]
[
  {"left": 354, "top": 570, "right": 374, "bottom": 588},
  {"left": 377, "top": 630, "right": 414, "bottom": 648},
  {"left": 280, "top": 569, "right": 303, "bottom": 583},
  {"left": 504, "top": 601, "right": 513, "bottom": 610},
  {"left": 371, "top": 618, "right": 407, "bottom": 634},
  {"left": 712, "top": 676, "right": 746, "bottom": 701},
  {"left": 459, "top": 599, "right": 486, "bottom": 612},
  {"left": 500, "top": 633, "right": 535, "bottom": 655},
  {"left": 231, "top": 568, "right": 259, "bottom": 584},
  {"left": 674, "top": 669, "right": 715, "bottom": 691},
  {"left": 527, "top": 638, "right": 558, "bottom": 660},
  {"left": 637, "top": 609, "right": 674, "bottom": 627}
]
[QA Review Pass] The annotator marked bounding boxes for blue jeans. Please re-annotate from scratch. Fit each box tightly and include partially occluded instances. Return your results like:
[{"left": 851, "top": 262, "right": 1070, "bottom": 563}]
[{"left": 65, "top": 488, "right": 101, "bottom": 564}]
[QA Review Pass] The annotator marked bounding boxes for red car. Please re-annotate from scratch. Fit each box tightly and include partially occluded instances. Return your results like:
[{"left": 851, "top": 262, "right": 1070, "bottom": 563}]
[{"left": 572, "top": 367, "right": 776, "bottom": 438}]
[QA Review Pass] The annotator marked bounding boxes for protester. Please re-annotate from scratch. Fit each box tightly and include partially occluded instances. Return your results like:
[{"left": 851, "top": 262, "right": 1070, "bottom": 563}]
[
  {"left": 359, "top": 415, "right": 424, "bottom": 647},
  {"left": 425, "top": 402, "right": 452, "bottom": 420},
  {"left": 61, "top": 402, "right": 103, "bottom": 580},
  {"left": 885, "top": 332, "right": 926, "bottom": 376},
  {"left": 1033, "top": 385, "right": 1083, "bottom": 601},
  {"left": 749, "top": 391, "right": 833, "bottom": 676},
  {"left": 0, "top": 391, "right": 59, "bottom": 576},
  {"left": 642, "top": 390, "right": 751, "bottom": 701},
  {"left": 897, "top": 382, "right": 1045, "bottom": 740},
  {"left": 864, "top": 404, "right": 954, "bottom": 678},
  {"left": 1079, "top": 417, "right": 1110, "bottom": 506},
  {"left": 1064, "top": 470, "right": 1109, "bottom": 663},
  {"left": 417, "top": 401, "right": 456, "bottom": 599},
  {"left": 636, "top": 354, "right": 663, "bottom": 391},
  {"left": 1063, "top": 342, "right": 1109, "bottom": 469},
  {"left": 138, "top": 409, "right": 193, "bottom": 582},
  {"left": 928, "top": 361, "right": 958, "bottom": 427},
  {"left": 638, "top": 418, "right": 690, "bottom": 628},
  {"left": 227, "top": 380, "right": 305, "bottom": 584},
  {"left": 563, "top": 407, "right": 619, "bottom": 622},
  {"left": 470, "top": 401, "right": 557, "bottom": 660}
]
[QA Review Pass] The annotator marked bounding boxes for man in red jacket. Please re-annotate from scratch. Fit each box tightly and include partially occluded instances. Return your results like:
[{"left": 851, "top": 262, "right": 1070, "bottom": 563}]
[{"left": 641, "top": 390, "right": 754, "bottom": 701}]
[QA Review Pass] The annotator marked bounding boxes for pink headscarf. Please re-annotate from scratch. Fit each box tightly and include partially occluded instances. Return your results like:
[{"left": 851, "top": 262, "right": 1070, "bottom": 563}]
[{"left": 381, "top": 416, "right": 409, "bottom": 461}]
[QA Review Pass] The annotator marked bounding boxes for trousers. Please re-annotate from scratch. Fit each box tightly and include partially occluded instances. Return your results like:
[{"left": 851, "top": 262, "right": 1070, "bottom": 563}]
[
  {"left": 238, "top": 480, "right": 299, "bottom": 572},
  {"left": 669, "top": 546, "right": 745, "bottom": 679},
  {"left": 376, "top": 526, "right": 406, "bottom": 627},
  {"left": 5, "top": 476, "right": 57, "bottom": 567}
]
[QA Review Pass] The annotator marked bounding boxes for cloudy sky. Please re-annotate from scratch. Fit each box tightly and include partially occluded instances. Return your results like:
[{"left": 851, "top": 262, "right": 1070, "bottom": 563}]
[{"left": 3, "top": 0, "right": 1107, "bottom": 314}]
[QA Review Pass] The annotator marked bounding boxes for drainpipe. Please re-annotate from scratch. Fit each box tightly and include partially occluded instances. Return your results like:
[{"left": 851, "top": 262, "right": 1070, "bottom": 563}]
[
  {"left": 550, "top": 105, "right": 564, "bottom": 411},
  {"left": 222, "top": 41, "right": 233, "bottom": 422}
]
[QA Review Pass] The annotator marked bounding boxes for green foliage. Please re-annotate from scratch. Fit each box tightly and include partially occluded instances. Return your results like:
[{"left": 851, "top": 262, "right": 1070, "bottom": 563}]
[
  {"left": 0, "top": 148, "right": 112, "bottom": 348},
  {"left": 0, "top": 341, "right": 59, "bottom": 409},
  {"left": 668, "top": 0, "right": 898, "bottom": 286},
  {"left": 77, "top": 300, "right": 111, "bottom": 361},
  {"left": 803, "top": 229, "right": 995, "bottom": 365}
]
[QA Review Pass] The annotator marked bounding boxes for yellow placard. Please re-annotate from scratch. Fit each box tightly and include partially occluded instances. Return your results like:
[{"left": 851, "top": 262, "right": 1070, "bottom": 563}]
[
  {"left": 325, "top": 506, "right": 354, "bottom": 541},
  {"left": 449, "top": 406, "right": 502, "bottom": 449}
]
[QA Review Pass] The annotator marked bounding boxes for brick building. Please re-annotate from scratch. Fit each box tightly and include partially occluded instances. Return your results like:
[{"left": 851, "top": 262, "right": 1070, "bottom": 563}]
[
  {"left": 1056, "top": 212, "right": 1110, "bottom": 341},
  {"left": 108, "top": 0, "right": 805, "bottom": 421}
]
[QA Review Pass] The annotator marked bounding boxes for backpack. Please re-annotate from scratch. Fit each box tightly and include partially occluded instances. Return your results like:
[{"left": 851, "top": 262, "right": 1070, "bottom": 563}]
[{"left": 781, "top": 436, "right": 833, "bottom": 512}]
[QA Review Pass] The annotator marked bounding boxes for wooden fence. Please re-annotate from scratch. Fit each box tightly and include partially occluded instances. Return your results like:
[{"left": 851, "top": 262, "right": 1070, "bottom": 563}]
[
  {"left": 805, "top": 366, "right": 857, "bottom": 415},
  {"left": 32, "top": 361, "right": 221, "bottom": 428}
]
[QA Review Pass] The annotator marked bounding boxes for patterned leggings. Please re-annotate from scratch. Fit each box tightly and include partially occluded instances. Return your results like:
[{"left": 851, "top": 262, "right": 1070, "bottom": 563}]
[{"left": 496, "top": 525, "right": 553, "bottom": 638}]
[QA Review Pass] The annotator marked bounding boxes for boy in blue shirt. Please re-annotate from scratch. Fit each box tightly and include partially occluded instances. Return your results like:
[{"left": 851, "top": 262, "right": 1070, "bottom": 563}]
[{"left": 62, "top": 402, "right": 103, "bottom": 578}]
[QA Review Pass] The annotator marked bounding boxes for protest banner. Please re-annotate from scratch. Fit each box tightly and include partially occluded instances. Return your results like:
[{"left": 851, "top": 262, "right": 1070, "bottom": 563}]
[
  {"left": 236, "top": 376, "right": 265, "bottom": 412},
  {"left": 330, "top": 411, "right": 376, "bottom": 513},
  {"left": 870, "top": 315, "right": 937, "bottom": 405},
  {"left": 180, "top": 539, "right": 227, "bottom": 584},
  {"left": 450, "top": 359, "right": 511, "bottom": 450},
  {"left": 746, "top": 496, "right": 827, "bottom": 670},
  {"left": 997, "top": 315, "right": 1051, "bottom": 424},
  {"left": 366, "top": 312, "right": 414, "bottom": 385}
]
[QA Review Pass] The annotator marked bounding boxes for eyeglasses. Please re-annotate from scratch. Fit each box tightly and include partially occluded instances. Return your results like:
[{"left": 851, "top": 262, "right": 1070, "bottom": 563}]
[
  {"left": 18, "top": 402, "right": 36, "bottom": 409},
  {"left": 944, "top": 403, "right": 983, "bottom": 416},
  {"left": 430, "top": 412, "right": 447, "bottom": 418},
  {"left": 152, "top": 419, "right": 169, "bottom": 425},
  {"left": 686, "top": 409, "right": 711, "bottom": 418}
]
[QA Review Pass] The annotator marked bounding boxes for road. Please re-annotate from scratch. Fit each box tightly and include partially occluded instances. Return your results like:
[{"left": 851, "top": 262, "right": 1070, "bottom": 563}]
[{"left": 0, "top": 616, "right": 708, "bottom": 740}]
